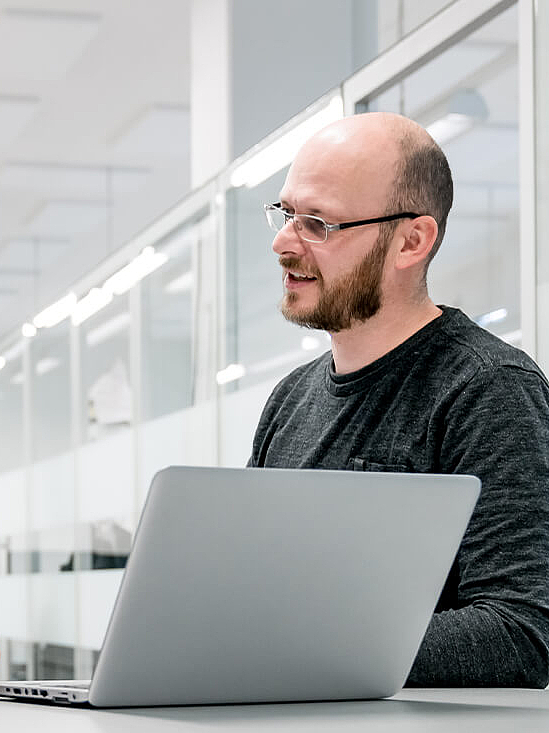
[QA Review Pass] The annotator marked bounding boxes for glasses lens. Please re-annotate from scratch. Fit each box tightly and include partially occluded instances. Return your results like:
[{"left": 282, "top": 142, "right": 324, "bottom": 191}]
[
  {"left": 265, "top": 206, "right": 287, "bottom": 232},
  {"left": 296, "top": 215, "right": 327, "bottom": 243}
]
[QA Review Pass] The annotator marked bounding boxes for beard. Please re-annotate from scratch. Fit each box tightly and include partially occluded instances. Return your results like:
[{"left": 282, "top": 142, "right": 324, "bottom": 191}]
[{"left": 278, "top": 230, "right": 390, "bottom": 333}]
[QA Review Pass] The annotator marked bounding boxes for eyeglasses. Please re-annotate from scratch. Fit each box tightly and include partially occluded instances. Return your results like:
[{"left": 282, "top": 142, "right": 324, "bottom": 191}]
[{"left": 263, "top": 202, "right": 420, "bottom": 244}]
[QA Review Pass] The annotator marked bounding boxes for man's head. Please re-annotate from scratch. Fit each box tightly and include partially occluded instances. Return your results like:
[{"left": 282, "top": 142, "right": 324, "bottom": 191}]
[{"left": 271, "top": 112, "right": 453, "bottom": 332}]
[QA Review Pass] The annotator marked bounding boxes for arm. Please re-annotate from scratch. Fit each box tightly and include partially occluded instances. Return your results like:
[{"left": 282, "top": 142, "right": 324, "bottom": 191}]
[{"left": 407, "top": 366, "right": 549, "bottom": 687}]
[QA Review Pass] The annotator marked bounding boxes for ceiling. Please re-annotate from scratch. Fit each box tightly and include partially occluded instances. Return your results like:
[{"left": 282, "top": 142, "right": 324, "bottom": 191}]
[{"left": 0, "top": 0, "right": 191, "bottom": 341}]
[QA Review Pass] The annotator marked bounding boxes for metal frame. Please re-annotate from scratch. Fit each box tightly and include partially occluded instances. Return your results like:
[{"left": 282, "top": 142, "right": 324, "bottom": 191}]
[{"left": 342, "top": 0, "right": 516, "bottom": 114}]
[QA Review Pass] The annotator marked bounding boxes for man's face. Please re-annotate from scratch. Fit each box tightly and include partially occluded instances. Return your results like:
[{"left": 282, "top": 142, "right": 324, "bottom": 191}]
[
  {"left": 272, "top": 125, "right": 398, "bottom": 333},
  {"left": 278, "top": 229, "right": 390, "bottom": 332}
]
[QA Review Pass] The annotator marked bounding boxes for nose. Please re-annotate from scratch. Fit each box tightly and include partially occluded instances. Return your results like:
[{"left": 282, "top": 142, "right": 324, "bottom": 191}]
[{"left": 272, "top": 219, "right": 307, "bottom": 257}]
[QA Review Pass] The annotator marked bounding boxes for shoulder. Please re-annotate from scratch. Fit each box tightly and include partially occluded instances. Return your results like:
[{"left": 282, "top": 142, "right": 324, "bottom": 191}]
[
  {"left": 265, "top": 350, "right": 331, "bottom": 407},
  {"left": 433, "top": 306, "right": 548, "bottom": 387},
  {"left": 248, "top": 350, "right": 332, "bottom": 467},
  {"left": 424, "top": 309, "right": 549, "bottom": 431}
]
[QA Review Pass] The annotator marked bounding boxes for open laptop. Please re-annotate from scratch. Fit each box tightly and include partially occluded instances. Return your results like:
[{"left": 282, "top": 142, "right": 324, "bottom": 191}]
[{"left": 0, "top": 465, "right": 480, "bottom": 707}]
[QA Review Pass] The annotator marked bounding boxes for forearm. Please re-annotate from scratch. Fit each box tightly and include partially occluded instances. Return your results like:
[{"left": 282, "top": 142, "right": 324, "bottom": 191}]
[{"left": 405, "top": 605, "right": 549, "bottom": 688}]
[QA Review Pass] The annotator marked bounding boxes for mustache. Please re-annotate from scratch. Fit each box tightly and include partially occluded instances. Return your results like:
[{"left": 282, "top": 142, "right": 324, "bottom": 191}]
[{"left": 278, "top": 256, "right": 321, "bottom": 280}]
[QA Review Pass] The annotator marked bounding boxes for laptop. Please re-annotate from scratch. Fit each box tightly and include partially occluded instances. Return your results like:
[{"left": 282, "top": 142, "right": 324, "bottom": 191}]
[{"left": 0, "top": 465, "right": 480, "bottom": 707}]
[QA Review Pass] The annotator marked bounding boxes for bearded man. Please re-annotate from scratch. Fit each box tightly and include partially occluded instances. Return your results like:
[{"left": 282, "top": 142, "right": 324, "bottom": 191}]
[{"left": 248, "top": 112, "right": 549, "bottom": 687}]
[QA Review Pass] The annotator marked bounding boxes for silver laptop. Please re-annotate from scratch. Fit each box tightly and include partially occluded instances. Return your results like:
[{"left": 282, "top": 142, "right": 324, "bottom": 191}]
[{"left": 0, "top": 465, "right": 480, "bottom": 707}]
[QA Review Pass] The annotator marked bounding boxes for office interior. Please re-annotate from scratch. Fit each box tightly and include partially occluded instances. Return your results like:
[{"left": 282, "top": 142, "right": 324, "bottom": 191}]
[{"left": 0, "top": 0, "right": 547, "bottom": 683}]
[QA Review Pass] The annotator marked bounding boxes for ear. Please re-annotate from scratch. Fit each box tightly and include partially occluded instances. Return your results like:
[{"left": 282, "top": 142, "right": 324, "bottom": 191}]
[{"left": 394, "top": 216, "right": 438, "bottom": 270}]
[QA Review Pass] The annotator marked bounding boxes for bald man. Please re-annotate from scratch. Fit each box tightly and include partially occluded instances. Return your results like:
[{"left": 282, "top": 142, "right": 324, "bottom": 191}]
[{"left": 248, "top": 113, "right": 549, "bottom": 687}]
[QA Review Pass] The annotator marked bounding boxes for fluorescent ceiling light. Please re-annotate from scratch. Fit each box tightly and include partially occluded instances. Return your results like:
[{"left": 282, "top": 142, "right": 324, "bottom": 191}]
[
  {"left": 216, "top": 363, "right": 246, "bottom": 385},
  {"left": 165, "top": 270, "right": 193, "bottom": 294},
  {"left": 33, "top": 292, "right": 76, "bottom": 328},
  {"left": 301, "top": 336, "right": 320, "bottom": 351},
  {"left": 246, "top": 338, "right": 328, "bottom": 377},
  {"left": 426, "top": 89, "right": 488, "bottom": 147},
  {"left": 10, "top": 371, "right": 24, "bottom": 385},
  {"left": 426, "top": 114, "right": 474, "bottom": 145},
  {"left": 86, "top": 312, "right": 130, "bottom": 347},
  {"left": 247, "top": 350, "right": 304, "bottom": 376},
  {"left": 230, "top": 96, "right": 343, "bottom": 188},
  {"left": 22, "top": 323, "right": 36, "bottom": 338},
  {"left": 72, "top": 287, "right": 113, "bottom": 326},
  {"left": 103, "top": 247, "right": 168, "bottom": 296},
  {"left": 2, "top": 340, "right": 24, "bottom": 362},
  {"left": 0, "top": 356, "right": 5, "bottom": 370},
  {"left": 476, "top": 308, "right": 508, "bottom": 327},
  {"left": 35, "top": 357, "right": 60, "bottom": 376}
]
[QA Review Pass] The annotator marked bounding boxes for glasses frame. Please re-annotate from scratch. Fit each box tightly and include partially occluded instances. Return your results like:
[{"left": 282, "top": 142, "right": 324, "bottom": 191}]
[{"left": 264, "top": 202, "right": 421, "bottom": 244}]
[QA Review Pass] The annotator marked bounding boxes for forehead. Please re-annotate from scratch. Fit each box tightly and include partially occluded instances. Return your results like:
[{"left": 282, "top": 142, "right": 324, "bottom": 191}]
[{"left": 279, "top": 134, "right": 397, "bottom": 216}]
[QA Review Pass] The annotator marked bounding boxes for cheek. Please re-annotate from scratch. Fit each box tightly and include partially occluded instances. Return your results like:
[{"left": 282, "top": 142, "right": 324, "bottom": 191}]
[{"left": 319, "top": 252, "right": 358, "bottom": 283}]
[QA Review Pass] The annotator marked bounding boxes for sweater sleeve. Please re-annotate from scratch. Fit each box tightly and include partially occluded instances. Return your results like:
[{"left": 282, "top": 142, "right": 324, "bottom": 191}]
[{"left": 406, "top": 366, "right": 549, "bottom": 687}]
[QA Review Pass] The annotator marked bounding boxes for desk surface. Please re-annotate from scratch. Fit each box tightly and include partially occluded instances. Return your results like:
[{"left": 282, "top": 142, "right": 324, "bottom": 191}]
[{"left": 1, "top": 689, "right": 549, "bottom": 732}]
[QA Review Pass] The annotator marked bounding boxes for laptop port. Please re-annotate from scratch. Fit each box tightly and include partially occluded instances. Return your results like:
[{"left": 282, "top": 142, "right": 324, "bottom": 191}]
[
  {"left": 31, "top": 689, "right": 38, "bottom": 695},
  {"left": 40, "top": 690, "right": 48, "bottom": 697},
  {"left": 13, "top": 688, "right": 21, "bottom": 694}
]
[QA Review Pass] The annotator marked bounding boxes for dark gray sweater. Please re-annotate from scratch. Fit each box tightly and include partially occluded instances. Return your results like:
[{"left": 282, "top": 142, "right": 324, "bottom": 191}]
[{"left": 248, "top": 306, "right": 549, "bottom": 687}]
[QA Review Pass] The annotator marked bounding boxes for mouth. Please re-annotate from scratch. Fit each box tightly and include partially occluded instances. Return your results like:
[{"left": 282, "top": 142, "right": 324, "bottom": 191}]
[{"left": 285, "top": 270, "right": 318, "bottom": 289}]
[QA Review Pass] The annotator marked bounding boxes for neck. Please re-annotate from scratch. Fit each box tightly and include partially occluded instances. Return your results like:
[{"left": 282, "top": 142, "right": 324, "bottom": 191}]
[{"left": 330, "top": 297, "right": 442, "bottom": 375}]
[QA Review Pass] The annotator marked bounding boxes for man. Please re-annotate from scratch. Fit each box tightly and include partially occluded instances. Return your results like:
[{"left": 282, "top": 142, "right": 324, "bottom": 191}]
[{"left": 248, "top": 113, "right": 549, "bottom": 687}]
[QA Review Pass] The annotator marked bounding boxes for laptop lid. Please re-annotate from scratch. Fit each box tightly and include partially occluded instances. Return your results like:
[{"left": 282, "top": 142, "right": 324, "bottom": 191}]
[{"left": 86, "top": 466, "right": 479, "bottom": 706}]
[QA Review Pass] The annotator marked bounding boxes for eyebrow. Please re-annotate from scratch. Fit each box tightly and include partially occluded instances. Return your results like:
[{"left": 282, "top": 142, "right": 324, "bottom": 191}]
[{"left": 279, "top": 199, "right": 327, "bottom": 218}]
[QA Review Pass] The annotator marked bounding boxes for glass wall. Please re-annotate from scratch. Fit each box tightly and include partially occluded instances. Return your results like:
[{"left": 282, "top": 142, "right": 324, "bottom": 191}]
[
  {"left": 225, "top": 168, "right": 328, "bottom": 391},
  {"left": 0, "top": 348, "right": 24, "bottom": 471},
  {"left": 535, "top": 0, "right": 549, "bottom": 371},
  {"left": 81, "top": 294, "right": 131, "bottom": 442},
  {"left": 141, "top": 226, "right": 195, "bottom": 421},
  {"left": 376, "top": 0, "right": 454, "bottom": 53},
  {"left": 30, "top": 322, "right": 71, "bottom": 460},
  {"left": 367, "top": 4, "right": 520, "bottom": 343}
]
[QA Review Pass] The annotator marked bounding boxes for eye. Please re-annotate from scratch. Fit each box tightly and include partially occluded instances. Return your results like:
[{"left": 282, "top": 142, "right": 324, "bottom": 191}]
[
  {"left": 303, "top": 216, "right": 326, "bottom": 237},
  {"left": 277, "top": 201, "right": 294, "bottom": 213}
]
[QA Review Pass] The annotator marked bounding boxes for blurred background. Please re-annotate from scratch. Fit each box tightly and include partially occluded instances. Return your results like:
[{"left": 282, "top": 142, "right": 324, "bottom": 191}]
[{"left": 0, "top": 0, "right": 547, "bottom": 681}]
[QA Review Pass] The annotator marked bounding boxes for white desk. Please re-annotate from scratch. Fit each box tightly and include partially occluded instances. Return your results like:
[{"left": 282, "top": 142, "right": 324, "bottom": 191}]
[{"left": 1, "top": 689, "right": 549, "bottom": 732}]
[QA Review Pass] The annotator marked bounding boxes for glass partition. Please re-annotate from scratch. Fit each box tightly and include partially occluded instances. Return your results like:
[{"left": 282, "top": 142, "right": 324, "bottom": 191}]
[
  {"left": 1, "top": 639, "right": 78, "bottom": 681},
  {"left": 79, "top": 294, "right": 131, "bottom": 442},
  {"left": 376, "top": 0, "right": 454, "bottom": 53},
  {"left": 77, "top": 293, "right": 134, "bottom": 576},
  {"left": 140, "top": 225, "right": 195, "bottom": 421},
  {"left": 30, "top": 321, "right": 71, "bottom": 460},
  {"left": 535, "top": 0, "right": 549, "bottom": 370},
  {"left": 367, "top": 3, "right": 519, "bottom": 343},
  {"left": 0, "top": 348, "right": 25, "bottom": 471},
  {"left": 225, "top": 167, "right": 328, "bottom": 391}
]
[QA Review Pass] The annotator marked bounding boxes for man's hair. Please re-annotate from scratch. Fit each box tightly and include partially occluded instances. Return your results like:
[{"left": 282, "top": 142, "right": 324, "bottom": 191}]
[{"left": 381, "top": 131, "right": 453, "bottom": 276}]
